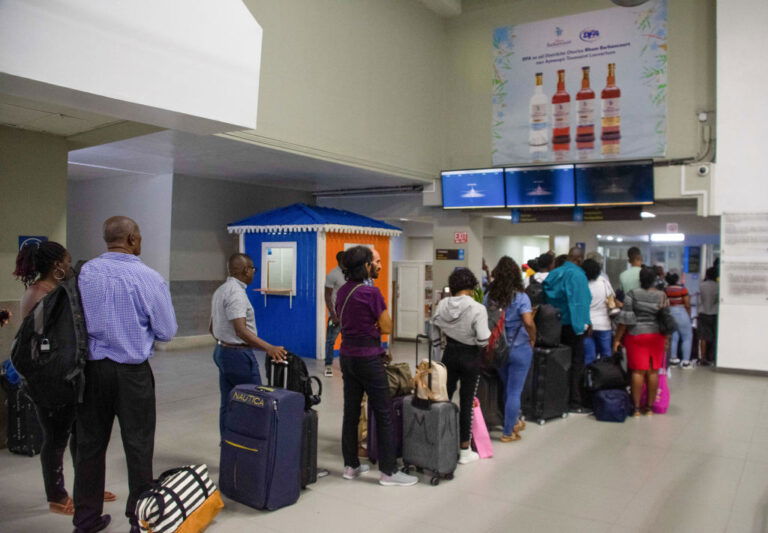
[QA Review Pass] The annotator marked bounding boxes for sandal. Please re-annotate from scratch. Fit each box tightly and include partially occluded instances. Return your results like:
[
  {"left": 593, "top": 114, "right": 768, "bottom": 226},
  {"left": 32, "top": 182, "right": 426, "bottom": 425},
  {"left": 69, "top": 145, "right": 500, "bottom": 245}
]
[
  {"left": 642, "top": 406, "right": 653, "bottom": 416},
  {"left": 104, "top": 491, "right": 117, "bottom": 502},
  {"left": 513, "top": 420, "right": 526, "bottom": 433},
  {"left": 49, "top": 497, "right": 74, "bottom": 515},
  {"left": 632, "top": 409, "right": 642, "bottom": 417},
  {"left": 500, "top": 432, "right": 521, "bottom": 443}
]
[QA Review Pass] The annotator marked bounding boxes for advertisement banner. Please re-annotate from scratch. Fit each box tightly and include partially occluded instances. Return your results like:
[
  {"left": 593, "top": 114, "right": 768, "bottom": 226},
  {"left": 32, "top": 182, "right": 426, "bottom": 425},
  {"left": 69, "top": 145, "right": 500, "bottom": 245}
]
[{"left": 492, "top": 0, "right": 667, "bottom": 165}]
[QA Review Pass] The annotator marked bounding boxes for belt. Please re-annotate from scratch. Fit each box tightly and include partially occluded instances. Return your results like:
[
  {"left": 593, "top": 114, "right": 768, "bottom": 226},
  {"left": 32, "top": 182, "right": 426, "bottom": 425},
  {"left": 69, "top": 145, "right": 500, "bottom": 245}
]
[
  {"left": 342, "top": 336, "right": 381, "bottom": 348},
  {"left": 217, "top": 341, "right": 250, "bottom": 349}
]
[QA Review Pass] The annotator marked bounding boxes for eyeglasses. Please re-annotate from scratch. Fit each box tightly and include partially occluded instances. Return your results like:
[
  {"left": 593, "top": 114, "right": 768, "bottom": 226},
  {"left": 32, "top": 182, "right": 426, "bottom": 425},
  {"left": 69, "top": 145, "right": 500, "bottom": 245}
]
[{"left": 247, "top": 265, "right": 257, "bottom": 271}]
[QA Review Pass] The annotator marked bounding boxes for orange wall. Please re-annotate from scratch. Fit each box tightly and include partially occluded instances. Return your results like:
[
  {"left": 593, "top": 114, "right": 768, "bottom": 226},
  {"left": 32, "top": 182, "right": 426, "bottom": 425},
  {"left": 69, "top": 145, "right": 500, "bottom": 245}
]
[{"left": 325, "top": 233, "right": 391, "bottom": 346}]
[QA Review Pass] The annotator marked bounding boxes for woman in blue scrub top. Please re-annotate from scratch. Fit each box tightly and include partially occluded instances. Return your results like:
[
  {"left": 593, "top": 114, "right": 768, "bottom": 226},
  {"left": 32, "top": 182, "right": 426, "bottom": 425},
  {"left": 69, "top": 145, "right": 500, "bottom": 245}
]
[{"left": 485, "top": 256, "right": 537, "bottom": 442}]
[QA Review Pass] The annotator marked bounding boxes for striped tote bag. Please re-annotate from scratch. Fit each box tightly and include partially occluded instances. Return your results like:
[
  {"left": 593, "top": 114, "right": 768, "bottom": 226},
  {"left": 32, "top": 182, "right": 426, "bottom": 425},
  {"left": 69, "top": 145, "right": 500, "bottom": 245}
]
[{"left": 136, "top": 464, "right": 224, "bottom": 533}]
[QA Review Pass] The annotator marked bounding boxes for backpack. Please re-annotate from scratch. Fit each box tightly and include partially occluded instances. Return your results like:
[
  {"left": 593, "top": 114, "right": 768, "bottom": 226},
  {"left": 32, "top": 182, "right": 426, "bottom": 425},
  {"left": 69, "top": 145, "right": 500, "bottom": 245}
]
[
  {"left": 265, "top": 352, "right": 322, "bottom": 410},
  {"left": 10, "top": 273, "right": 88, "bottom": 409},
  {"left": 483, "top": 300, "right": 509, "bottom": 369},
  {"left": 526, "top": 277, "right": 545, "bottom": 309},
  {"left": 534, "top": 304, "right": 562, "bottom": 347}
]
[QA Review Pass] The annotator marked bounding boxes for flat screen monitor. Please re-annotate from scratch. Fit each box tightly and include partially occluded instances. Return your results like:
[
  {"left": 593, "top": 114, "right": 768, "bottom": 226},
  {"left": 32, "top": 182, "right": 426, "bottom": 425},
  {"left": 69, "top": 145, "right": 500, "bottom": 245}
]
[
  {"left": 504, "top": 165, "right": 576, "bottom": 208},
  {"left": 575, "top": 161, "right": 654, "bottom": 207},
  {"left": 441, "top": 168, "right": 505, "bottom": 209}
]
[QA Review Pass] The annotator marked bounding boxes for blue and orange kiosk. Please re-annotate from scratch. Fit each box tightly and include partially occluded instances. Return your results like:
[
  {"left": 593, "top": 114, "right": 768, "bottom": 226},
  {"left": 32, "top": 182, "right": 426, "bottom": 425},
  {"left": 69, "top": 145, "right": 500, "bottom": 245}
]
[{"left": 227, "top": 204, "right": 401, "bottom": 359}]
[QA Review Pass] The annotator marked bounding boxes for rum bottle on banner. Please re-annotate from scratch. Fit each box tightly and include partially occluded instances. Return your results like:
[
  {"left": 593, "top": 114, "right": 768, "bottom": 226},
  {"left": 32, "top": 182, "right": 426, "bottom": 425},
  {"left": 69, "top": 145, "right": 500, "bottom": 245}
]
[
  {"left": 551, "top": 69, "right": 571, "bottom": 152},
  {"left": 529, "top": 72, "right": 549, "bottom": 153},
  {"left": 600, "top": 63, "right": 621, "bottom": 156},
  {"left": 576, "top": 66, "right": 595, "bottom": 155}
]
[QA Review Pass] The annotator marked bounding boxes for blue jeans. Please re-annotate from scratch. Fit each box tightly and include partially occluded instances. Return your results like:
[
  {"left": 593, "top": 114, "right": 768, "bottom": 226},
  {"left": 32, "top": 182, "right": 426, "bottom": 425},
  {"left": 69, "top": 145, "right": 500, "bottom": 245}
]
[
  {"left": 212, "top": 345, "right": 261, "bottom": 435},
  {"left": 499, "top": 342, "right": 533, "bottom": 436},
  {"left": 583, "top": 330, "right": 613, "bottom": 366},
  {"left": 669, "top": 306, "right": 693, "bottom": 362},
  {"left": 324, "top": 320, "right": 341, "bottom": 366}
]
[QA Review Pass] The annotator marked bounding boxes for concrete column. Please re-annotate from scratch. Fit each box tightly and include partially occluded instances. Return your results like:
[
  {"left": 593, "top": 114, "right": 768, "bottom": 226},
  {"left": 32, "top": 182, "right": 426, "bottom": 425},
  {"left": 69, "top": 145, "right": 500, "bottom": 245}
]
[{"left": 432, "top": 211, "right": 484, "bottom": 296}]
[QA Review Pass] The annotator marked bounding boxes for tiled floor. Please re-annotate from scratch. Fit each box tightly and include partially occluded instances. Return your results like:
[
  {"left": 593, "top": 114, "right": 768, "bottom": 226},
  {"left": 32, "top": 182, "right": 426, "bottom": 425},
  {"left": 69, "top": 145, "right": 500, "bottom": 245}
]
[{"left": 2, "top": 342, "right": 767, "bottom": 533}]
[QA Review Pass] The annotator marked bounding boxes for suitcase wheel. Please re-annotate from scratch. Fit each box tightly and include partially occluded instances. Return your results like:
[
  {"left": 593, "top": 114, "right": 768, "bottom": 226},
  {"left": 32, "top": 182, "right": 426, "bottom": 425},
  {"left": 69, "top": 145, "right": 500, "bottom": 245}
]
[
  {"left": 430, "top": 476, "right": 440, "bottom": 486},
  {"left": 401, "top": 465, "right": 413, "bottom": 474},
  {"left": 561, "top": 412, "right": 569, "bottom": 419},
  {"left": 445, "top": 473, "right": 454, "bottom": 481},
  {"left": 538, "top": 419, "right": 546, "bottom": 426}
]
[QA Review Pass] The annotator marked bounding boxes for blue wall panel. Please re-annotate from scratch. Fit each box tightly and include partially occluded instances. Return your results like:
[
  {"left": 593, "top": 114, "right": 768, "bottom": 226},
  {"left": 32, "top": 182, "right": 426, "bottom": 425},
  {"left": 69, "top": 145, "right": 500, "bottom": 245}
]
[{"left": 244, "top": 232, "right": 317, "bottom": 359}]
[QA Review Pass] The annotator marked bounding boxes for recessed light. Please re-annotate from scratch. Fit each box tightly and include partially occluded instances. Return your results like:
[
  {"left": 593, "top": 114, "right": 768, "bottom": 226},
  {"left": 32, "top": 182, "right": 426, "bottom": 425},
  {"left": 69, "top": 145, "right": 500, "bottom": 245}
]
[
  {"left": 640, "top": 211, "right": 656, "bottom": 218},
  {"left": 651, "top": 233, "right": 685, "bottom": 242}
]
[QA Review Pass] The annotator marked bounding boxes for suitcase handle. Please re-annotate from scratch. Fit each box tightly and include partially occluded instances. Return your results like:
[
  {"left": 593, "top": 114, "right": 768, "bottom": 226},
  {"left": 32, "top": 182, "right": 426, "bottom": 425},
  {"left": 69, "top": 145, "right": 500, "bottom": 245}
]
[
  {"left": 267, "top": 359, "right": 289, "bottom": 389},
  {"left": 415, "top": 334, "right": 433, "bottom": 389}
]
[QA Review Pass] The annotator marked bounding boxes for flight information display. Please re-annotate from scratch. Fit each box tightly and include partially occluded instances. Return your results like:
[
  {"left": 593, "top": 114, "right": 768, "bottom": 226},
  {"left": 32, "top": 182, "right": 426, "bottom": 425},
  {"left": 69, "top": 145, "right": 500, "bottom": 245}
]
[
  {"left": 504, "top": 165, "right": 576, "bottom": 208},
  {"left": 575, "top": 161, "right": 654, "bottom": 206},
  {"left": 441, "top": 168, "right": 506, "bottom": 209}
]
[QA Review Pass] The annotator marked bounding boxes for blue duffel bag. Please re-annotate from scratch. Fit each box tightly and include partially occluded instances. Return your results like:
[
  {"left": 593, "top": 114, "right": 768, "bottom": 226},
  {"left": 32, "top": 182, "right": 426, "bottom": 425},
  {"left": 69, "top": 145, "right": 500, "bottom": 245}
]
[{"left": 593, "top": 389, "right": 633, "bottom": 423}]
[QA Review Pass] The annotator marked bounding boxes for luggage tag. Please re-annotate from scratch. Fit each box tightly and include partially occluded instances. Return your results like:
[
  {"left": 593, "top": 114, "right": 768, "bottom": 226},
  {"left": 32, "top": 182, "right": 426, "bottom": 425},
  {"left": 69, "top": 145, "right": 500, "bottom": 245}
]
[{"left": 40, "top": 338, "right": 51, "bottom": 353}]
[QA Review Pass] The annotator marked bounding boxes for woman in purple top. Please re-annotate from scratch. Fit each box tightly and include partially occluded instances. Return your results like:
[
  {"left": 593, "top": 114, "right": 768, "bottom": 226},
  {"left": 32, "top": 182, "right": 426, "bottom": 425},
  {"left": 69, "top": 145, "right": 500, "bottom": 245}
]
[
  {"left": 13, "top": 242, "right": 117, "bottom": 516},
  {"left": 334, "top": 246, "right": 417, "bottom": 487}
]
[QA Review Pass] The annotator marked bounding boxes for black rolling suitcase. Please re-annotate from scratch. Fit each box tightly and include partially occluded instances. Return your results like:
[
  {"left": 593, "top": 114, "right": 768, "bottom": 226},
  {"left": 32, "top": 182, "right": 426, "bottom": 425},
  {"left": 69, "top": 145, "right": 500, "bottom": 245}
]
[
  {"left": 522, "top": 345, "right": 571, "bottom": 425},
  {"left": 476, "top": 367, "right": 505, "bottom": 430},
  {"left": 266, "top": 356, "right": 321, "bottom": 488},
  {"left": 4, "top": 382, "right": 43, "bottom": 456}
]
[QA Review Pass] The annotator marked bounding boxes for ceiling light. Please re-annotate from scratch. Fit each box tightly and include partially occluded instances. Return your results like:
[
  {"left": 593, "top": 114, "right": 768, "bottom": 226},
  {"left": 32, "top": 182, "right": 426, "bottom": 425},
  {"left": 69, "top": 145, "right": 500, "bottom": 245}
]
[
  {"left": 606, "top": 236, "right": 614, "bottom": 241},
  {"left": 640, "top": 211, "right": 656, "bottom": 218},
  {"left": 651, "top": 233, "right": 685, "bottom": 242},
  {"left": 491, "top": 215, "right": 512, "bottom": 220},
  {"left": 616, "top": 237, "right": 624, "bottom": 242}
]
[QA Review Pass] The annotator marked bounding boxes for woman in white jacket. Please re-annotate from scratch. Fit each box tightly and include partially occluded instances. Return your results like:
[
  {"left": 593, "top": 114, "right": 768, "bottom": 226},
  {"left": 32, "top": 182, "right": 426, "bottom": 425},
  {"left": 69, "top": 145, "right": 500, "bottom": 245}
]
[{"left": 432, "top": 268, "right": 490, "bottom": 464}]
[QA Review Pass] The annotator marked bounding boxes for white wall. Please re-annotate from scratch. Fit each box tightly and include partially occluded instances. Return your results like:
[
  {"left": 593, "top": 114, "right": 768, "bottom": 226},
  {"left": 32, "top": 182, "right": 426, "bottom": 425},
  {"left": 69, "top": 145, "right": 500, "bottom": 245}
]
[
  {"left": 0, "top": 0, "right": 262, "bottom": 134},
  {"left": 233, "top": 0, "right": 448, "bottom": 182},
  {"left": 483, "top": 235, "right": 550, "bottom": 271},
  {"left": 407, "top": 237, "right": 435, "bottom": 262},
  {"left": 714, "top": 0, "right": 768, "bottom": 372},
  {"left": 67, "top": 174, "right": 174, "bottom": 279}
]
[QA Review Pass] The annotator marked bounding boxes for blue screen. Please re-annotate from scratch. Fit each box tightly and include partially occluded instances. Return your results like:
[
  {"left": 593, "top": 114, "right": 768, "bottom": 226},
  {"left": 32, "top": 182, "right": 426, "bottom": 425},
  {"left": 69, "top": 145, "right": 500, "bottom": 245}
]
[
  {"left": 575, "top": 162, "right": 654, "bottom": 206},
  {"left": 504, "top": 165, "right": 575, "bottom": 208},
  {"left": 441, "top": 169, "right": 505, "bottom": 209}
]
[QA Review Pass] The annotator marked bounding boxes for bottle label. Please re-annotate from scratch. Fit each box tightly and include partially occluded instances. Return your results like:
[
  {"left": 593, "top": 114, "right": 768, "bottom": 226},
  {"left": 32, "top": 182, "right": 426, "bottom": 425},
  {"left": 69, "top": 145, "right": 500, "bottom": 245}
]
[
  {"left": 553, "top": 102, "right": 570, "bottom": 128},
  {"left": 530, "top": 104, "right": 547, "bottom": 130},
  {"left": 602, "top": 98, "right": 620, "bottom": 117},
  {"left": 577, "top": 100, "right": 594, "bottom": 126}
]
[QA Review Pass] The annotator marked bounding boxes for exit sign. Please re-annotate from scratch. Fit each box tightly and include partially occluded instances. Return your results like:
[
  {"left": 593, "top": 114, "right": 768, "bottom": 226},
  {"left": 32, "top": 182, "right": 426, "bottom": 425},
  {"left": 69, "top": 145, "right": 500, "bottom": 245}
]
[{"left": 454, "top": 232, "right": 468, "bottom": 244}]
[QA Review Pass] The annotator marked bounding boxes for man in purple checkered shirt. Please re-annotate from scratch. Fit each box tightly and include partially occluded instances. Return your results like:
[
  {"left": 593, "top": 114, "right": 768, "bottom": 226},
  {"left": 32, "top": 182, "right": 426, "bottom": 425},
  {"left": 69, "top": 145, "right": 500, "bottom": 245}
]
[{"left": 73, "top": 216, "right": 177, "bottom": 533}]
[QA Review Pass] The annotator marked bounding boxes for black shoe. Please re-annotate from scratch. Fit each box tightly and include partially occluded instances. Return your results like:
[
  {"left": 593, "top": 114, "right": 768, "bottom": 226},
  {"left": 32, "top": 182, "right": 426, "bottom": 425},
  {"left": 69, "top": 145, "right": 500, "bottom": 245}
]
[{"left": 73, "top": 514, "right": 111, "bottom": 533}]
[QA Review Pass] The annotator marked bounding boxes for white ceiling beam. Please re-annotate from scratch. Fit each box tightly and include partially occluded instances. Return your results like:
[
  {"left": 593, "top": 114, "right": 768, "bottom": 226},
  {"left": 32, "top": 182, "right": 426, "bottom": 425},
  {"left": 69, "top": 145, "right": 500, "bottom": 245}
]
[{"left": 417, "top": 0, "right": 462, "bottom": 17}]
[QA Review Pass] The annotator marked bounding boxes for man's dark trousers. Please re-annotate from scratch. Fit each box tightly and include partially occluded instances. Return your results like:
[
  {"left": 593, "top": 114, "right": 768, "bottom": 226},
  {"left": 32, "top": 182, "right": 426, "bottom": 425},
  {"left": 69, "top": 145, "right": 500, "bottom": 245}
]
[
  {"left": 560, "top": 325, "right": 587, "bottom": 409},
  {"left": 73, "top": 358, "right": 156, "bottom": 531}
]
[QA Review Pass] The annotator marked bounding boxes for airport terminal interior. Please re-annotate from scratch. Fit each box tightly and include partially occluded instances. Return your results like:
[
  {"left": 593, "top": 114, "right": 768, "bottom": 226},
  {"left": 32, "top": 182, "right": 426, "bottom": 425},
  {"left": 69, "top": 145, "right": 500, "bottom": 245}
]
[{"left": 0, "top": 0, "right": 767, "bottom": 532}]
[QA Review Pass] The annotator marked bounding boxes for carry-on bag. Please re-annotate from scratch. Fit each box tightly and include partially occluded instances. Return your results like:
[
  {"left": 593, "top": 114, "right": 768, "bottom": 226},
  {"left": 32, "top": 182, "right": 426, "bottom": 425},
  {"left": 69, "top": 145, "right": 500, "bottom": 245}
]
[
  {"left": 402, "top": 336, "right": 459, "bottom": 486},
  {"left": 521, "top": 345, "right": 571, "bottom": 425},
  {"left": 135, "top": 464, "right": 224, "bottom": 533},
  {"left": 584, "top": 351, "right": 628, "bottom": 392},
  {"left": 266, "top": 360, "right": 319, "bottom": 488},
  {"left": 219, "top": 384, "right": 304, "bottom": 510},
  {"left": 367, "top": 394, "right": 404, "bottom": 464},
  {"left": 641, "top": 367, "right": 670, "bottom": 414},
  {"left": 534, "top": 304, "right": 562, "bottom": 348},
  {"left": 476, "top": 367, "right": 505, "bottom": 429},
  {"left": 470, "top": 397, "right": 494, "bottom": 458},
  {"left": 264, "top": 353, "right": 322, "bottom": 410},
  {"left": 592, "top": 389, "right": 633, "bottom": 423},
  {"left": 1, "top": 371, "right": 43, "bottom": 456},
  {"left": 402, "top": 395, "right": 459, "bottom": 486},
  {"left": 414, "top": 334, "right": 449, "bottom": 403}
]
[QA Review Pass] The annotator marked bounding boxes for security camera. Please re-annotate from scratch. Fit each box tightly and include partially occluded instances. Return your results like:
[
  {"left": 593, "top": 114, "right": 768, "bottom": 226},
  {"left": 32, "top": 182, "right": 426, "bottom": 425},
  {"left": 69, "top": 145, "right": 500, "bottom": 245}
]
[{"left": 696, "top": 165, "right": 710, "bottom": 177}]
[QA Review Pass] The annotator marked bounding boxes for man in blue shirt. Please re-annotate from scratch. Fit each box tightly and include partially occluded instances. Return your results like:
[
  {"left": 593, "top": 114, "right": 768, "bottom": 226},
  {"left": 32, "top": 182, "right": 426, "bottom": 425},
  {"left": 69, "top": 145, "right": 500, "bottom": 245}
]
[
  {"left": 543, "top": 247, "right": 592, "bottom": 413},
  {"left": 73, "top": 216, "right": 177, "bottom": 533}
]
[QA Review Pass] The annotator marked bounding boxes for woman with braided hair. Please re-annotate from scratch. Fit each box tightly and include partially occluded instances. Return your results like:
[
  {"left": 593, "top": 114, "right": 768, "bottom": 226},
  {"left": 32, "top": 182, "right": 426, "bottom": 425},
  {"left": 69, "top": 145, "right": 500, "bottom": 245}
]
[{"left": 13, "top": 242, "right": 117, "bottom": 515}]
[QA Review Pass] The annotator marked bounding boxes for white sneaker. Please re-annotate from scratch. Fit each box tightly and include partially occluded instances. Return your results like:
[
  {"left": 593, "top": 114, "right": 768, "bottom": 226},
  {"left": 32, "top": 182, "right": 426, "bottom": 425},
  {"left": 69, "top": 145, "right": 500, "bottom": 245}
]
[
  {"left": 681, "top": 361, "right": 693, "bottom": 369},
  {"left": 324, "top": 365, "right": 333, "bottom": 377},
  {"left": 669, "top": 358, "right": 681, "bottom": 366},
  {"left": 379, "top": 471, "right": 419, "bottom": 486},
  {"left": 342, "top": 464, "right": 370, "bottom": 480},
  {"left": 458, "top": 448, "right": 480, "bottom": 464}
]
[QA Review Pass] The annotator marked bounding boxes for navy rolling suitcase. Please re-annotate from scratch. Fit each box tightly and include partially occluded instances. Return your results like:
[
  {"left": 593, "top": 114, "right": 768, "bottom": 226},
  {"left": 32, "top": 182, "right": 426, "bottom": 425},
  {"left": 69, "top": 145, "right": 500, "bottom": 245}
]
[{"left": 219, "top": 384, "right": 304, "bottom": 510}]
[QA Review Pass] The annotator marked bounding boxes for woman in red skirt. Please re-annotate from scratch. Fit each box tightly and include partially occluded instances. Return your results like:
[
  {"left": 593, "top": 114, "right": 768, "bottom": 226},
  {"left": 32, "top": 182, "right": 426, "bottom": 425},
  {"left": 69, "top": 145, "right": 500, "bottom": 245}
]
[{"left": 613, "top": 267, "right": 669, "bottom": 416}]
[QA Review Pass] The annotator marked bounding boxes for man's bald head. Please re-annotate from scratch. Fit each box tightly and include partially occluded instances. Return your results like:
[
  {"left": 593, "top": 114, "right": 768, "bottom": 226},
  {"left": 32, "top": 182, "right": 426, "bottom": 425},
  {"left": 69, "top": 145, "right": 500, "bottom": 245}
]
[
  {"left": 103, "top": 216, "right": 141, "bottom": 255},
  {"left": 228, "top": 253, "right": 255, "bottom": 284},
  {"left": 567, "top": 246, "right": 585, "bottom": 265}
]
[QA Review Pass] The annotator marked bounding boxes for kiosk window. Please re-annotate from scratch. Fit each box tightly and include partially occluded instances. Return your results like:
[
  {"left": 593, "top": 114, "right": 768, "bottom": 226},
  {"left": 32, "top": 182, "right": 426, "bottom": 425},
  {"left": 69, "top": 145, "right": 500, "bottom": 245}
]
[{"left": 261, "top": 242, "right": 297, "bottom": 295}]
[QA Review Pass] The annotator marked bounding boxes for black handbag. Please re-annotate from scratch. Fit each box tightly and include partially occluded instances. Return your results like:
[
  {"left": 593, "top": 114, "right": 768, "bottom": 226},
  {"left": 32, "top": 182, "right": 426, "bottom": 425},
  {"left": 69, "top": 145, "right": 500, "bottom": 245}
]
[
  {"left": 657, "top": 305, "right": 677, "bottom": 335},
  {"left": 584, "top": 351, "right": 628, "bottom": 392}
]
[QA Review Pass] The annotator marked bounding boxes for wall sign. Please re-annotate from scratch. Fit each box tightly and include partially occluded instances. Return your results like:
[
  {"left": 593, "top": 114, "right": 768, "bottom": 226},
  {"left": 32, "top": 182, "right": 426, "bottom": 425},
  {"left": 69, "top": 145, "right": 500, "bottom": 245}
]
[
  {"left": 454, "top": 232, "right": 469, "bottom": 244},
  {"left": 492, "top": 0, "right": 668, "bottom": 165},
  {"left": 666, "top": 222, "right": 679, "bottom": 233},
  {"left": 436, "top": 249, "right": 465, "bottom": 261},
  {"left": 18, "top": 235, "right": 48, "bottom": 250}
]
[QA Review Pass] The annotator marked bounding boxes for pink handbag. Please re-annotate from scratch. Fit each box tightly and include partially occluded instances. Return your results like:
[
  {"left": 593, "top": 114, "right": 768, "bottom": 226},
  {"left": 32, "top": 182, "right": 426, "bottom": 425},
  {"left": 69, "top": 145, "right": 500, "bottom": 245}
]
[
  {"left": 471, "top": 397, "right": 494, "bottom": 458},
  {"left": 641, "top": 368, "right": 670, "bottom": 414}
]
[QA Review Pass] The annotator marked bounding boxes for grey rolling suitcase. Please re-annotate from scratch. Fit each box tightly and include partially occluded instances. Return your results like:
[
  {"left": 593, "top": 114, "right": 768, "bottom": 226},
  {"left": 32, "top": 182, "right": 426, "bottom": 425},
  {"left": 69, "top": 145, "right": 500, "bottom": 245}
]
[{"left": 401, "top": 336, "right": 459, "bottom": 486}]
